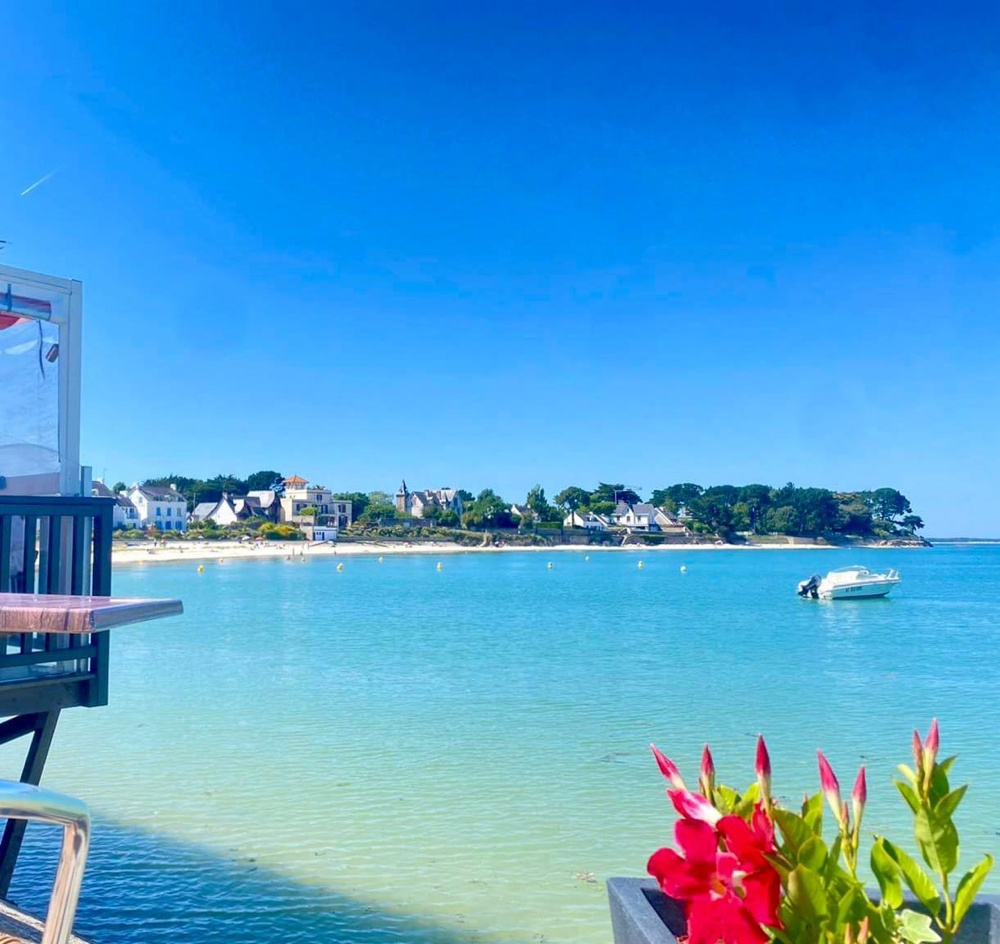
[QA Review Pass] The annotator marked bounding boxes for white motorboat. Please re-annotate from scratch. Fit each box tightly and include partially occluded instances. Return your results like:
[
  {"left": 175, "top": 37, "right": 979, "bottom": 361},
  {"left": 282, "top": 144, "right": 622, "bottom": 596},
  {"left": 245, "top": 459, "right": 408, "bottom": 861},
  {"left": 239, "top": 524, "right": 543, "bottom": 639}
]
[{"left": 797, "top": 566, "right": 900, "bottom": 600}]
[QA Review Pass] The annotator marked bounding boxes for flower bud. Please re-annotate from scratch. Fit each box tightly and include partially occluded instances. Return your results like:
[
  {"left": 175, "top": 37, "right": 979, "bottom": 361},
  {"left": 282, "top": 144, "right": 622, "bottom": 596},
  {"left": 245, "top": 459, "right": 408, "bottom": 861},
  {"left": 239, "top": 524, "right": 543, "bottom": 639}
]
[
  {"left": 923, "top": 719, "right": 940, "bottom": 771},
  {"left": 852, "top": 766, "right": 866, "bottom": 829},
  {"left": 755, "top": 736, "right": 772, "bottom": 801},
  {"left": 817, "top": 750, "right": 844, "bottom": 824},
  {"left": 650, "top": 744, "right": 686, "bottom": 789},
  {"left": 699, "top": 745, "right": 715, "bottom": 798}
]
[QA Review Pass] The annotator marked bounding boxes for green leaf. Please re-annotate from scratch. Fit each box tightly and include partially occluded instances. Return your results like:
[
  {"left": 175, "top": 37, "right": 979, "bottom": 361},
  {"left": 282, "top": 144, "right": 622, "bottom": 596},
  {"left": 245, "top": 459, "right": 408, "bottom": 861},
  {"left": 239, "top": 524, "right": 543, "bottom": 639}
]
[
  {"left": 773, "top": 808, "right": 813, "bottom": 855},
  {"left": 787, "top": 865, "right": 827, "bottom": 919},
  {"left": 802, "top": 792, "right": 824, "bottom": 833},
  {"left": 896, "top": 780, "right": 921, "bottom": 813},
  {"left": 953, "top": 854, "right": 994, "bottom": 929},
  {"left": 715, "top": 784, "right": 739, "bottom": 814},
  {"left": 898, "top": 909, "right": 941, "bottom": 943},
  {"left": 871, "top": 838, "right": 904, "bottom": 909},
  {"left": 882, "top": 838, "right": 941, "bottom": 917},
  {"left": 763, "top": 852, "right": 791, "bottom": 881},
  {"left": 928, "top": 764, "right": 951, "bottom": 806},
  {"left": 734, "top": 782, "right": 761, "bottom": 818},
  {"left": 825, "top": 834, "right": 844, "bottom": 881},
  {"left": 939, "top": 756, "right": 957, "bottom": 775},
  {"left": 934, "top": 785, "right": 967, "bottom": 820},
  {"left": 897, "top": 763, "right": 918, "bottom": 784},
  {"left": 799, "top": 835, "right": 827, "bottom": 872},
  {"left": 914, "top": 806, "right": 959, "bottom": 877}
]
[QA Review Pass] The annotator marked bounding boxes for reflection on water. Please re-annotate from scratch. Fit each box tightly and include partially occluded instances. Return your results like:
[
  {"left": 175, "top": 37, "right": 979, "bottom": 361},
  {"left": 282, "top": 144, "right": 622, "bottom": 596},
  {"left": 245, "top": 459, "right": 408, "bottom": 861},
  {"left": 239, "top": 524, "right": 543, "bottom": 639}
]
[{"left": 3, "top": 547, "right": 1000, "bottom": 944}]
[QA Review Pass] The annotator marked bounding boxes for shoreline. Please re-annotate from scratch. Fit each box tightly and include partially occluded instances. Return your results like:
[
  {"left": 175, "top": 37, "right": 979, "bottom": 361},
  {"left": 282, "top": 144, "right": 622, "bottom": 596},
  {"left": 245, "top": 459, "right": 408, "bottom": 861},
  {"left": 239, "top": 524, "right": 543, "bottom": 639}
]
[{"left": 111, "top": 539, "right": 924, "bottom": 567}]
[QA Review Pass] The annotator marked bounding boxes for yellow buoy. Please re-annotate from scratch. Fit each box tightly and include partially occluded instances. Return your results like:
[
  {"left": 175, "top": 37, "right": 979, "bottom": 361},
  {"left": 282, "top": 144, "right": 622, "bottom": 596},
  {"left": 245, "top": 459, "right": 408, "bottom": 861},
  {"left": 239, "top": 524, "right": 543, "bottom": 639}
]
[
  {"left": 436, "top": 561, "right": 443, "bottom": 570},
  {"left": 218, "top": 558, "right": 225, "bottom": 564},
  {"left": 584, "top": 555, "right": 589, "bottom": 561},
  {"left": 680, "top": 564, "right": 687, "bottom": 573},
  {"left": 336, "top": 562, "right": 344, "bottom": 572},
  {"left": 547, "top": 562, "right": 553, "bottom": 569},
  {"left": 638, "top": 560, "right": 644, "bottom": 569},
  {"left": 197, "top": 565, "right": 204, "bottom": 573},
  {"left": 379, "top": 556, "right": 384, "bottom": 563}
]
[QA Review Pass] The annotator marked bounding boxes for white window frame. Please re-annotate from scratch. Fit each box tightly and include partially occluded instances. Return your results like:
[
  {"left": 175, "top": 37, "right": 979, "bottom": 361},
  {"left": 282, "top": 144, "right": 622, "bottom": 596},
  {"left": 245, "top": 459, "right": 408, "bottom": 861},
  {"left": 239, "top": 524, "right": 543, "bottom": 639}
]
[{"left": 0, "top": 263, "right": 83, "bottom": 496}]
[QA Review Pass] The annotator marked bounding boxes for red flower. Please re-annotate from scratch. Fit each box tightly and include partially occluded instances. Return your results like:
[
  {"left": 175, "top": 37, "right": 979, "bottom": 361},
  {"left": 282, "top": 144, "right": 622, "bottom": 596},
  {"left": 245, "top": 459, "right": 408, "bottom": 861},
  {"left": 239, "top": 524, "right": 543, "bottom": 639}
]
[
  {"left": 648, "top": 806, "right": 780, "bottom": 944},
  {"left": 651, "top": 744, "right": 686, "bottom": 789}
]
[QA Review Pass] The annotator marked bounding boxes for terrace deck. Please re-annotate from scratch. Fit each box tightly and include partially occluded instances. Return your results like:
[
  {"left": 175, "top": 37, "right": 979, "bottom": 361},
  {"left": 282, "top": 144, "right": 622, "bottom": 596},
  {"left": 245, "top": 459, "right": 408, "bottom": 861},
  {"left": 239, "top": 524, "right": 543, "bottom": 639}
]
[{"left": 0, "top": 898, "right": 91, "bottom": 943}]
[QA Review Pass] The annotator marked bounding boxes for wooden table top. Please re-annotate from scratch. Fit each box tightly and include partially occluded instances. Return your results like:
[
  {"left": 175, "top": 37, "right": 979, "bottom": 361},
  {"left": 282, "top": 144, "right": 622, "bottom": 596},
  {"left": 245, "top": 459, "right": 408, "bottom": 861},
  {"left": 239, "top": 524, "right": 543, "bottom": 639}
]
[{"left": 0, "top": 595, "right": 183, "bottom": 634}]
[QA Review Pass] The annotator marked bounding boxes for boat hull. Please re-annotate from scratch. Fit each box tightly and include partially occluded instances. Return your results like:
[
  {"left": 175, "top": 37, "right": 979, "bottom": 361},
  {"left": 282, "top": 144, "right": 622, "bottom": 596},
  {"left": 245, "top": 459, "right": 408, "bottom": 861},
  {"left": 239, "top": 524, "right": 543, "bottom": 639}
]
[{"left": 819, "top": 580, "right": 897, "bottom": 600}]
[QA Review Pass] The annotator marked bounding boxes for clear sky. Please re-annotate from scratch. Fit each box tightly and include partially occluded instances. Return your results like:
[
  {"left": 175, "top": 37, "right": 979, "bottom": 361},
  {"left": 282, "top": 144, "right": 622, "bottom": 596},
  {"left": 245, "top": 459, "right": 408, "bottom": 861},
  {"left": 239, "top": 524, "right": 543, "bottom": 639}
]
[{"left": 3, "top": 4, "right": 999, "bottom": 535}]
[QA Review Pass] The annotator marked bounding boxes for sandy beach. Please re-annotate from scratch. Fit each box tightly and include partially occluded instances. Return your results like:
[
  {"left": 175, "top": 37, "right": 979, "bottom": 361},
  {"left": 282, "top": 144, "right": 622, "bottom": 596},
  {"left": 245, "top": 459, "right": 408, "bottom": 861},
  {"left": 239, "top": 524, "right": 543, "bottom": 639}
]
[{"left": 109, "top": 538, "right": 862, "bottom": 567}]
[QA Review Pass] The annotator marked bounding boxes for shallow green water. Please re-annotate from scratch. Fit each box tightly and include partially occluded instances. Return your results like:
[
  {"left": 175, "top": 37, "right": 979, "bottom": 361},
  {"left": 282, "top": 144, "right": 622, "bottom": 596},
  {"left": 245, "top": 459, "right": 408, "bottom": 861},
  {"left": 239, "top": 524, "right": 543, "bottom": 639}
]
[{"left": 6, "top": 547, "right": 1000, "bottom": 943}]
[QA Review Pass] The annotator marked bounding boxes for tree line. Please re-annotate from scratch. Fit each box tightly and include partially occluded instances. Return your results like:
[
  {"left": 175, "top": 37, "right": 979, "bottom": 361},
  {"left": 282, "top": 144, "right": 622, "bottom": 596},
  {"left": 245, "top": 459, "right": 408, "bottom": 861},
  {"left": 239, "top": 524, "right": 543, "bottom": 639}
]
[{"left": 135, "top": 473, "right": 921, "bottom": 538}]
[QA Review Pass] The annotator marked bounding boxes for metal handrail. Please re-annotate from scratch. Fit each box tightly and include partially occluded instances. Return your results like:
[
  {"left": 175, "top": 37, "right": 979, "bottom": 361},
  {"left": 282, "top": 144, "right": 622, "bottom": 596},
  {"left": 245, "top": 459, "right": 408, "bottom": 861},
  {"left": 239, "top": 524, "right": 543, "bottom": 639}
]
[{"left": 0, "top": 780, "right": 90, "bottom": 944}]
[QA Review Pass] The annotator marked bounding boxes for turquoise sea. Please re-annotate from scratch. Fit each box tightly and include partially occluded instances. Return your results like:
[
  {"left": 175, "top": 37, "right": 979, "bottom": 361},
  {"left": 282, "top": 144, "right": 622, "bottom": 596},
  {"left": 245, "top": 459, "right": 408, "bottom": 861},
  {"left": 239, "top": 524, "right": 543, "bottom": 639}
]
[{"left": 5, "top": 546, "right": 1000, "bottom": 944}]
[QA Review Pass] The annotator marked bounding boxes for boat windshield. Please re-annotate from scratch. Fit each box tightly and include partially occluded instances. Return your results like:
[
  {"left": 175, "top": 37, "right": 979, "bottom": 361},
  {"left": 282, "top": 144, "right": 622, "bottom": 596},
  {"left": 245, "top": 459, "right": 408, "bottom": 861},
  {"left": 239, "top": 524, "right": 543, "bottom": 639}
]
[{"left": 830, "top": 565, "right": 869, "bottom": 573}]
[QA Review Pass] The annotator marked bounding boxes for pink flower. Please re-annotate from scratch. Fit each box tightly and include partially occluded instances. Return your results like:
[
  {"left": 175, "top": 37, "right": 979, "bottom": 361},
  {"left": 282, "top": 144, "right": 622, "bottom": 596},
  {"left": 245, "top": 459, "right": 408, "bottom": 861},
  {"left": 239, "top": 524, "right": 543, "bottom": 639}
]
[
  {"left": 651, "top": 744, "right": 686, "bottom": 789},
  {"left": 668, "top": 788, "right": 723, "bottom": 826},
  {"left": 817, "top": 751, "right": 844, "bottom": 824},
  {"left": 912, "top": 729, "right": 923, "bottom": 771},
  {"left": 647, "top": 807, "right": 781, "bottom": 944},
  {"left": 923, "top": 719, "right": 940, "bottom": 769},
  {"left": 699, "top": 746, "right": 715, "bottom": 798},
  {"left": 755, "top": 736, "right": 771, "bottom": 800},
  {"left": 852, "top": 766, "right": 866, "bottom": 827}
]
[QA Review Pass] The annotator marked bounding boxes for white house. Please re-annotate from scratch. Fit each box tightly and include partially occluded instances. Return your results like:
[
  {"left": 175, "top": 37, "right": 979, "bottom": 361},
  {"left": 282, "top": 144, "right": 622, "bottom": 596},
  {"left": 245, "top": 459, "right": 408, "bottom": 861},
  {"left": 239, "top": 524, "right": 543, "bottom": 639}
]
[
  {"left": 92, "top": 480, "right": 141, "bottom": 530},
  {"left": 279, "top": 476, "right": 352, "bottom": 528},
  {"left": 395, "top": 481, "right": 464, "bottom": 519},
  {"left": 609, "top": 502, "right": 688, "bottom": 533},
  {"left": 563, "top": 510, "right": 610, "bottom": 530},
  {"left": 128, "top": 483, "right": 188, "bottom": 532}
]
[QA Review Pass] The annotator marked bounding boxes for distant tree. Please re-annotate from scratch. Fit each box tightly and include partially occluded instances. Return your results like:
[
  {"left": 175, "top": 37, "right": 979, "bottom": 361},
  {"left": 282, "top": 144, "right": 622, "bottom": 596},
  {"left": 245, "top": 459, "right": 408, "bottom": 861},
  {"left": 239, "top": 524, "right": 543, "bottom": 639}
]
[
  {"left": 422, "top": 504, "right": 443, "bottom": 521},
  {"left": 205, "top": 473, "right": 250, "bottom": 496},
  {"left": 526, "top": 485, "right": 554, "bottom": 520},
  {"left": 901, "top": 514, "right": 925, "bottom": 532},
  {"left": 246, "top": 470, "right": 283, "bottom": 493},
  {"left": 368, "top": 490, "right": 394, "bottom": 507},
  {"left": 765, "top": 505, "right": 797, "bottom": 534},
  {"left": 592, "top": 482, "right": 641, "bottom": 505},
  {"left": 298, "top": 506, "right": 318, "bottom": 518},
  {"left": 438, "top": 509, "right": 460, "bottom": 528},
  {"left": 357, "top": 501, "right": 397, "bottom": 524},
  {"left": 333, "top": 492, "right": 370, "bottom": 520},
  {"left": 112, "top": 481, "right": 127, "bottom": 494},
  {"left": 456, "top": 489, "right": 474, "bottom": 503},
  {"left": 588, "top": 500, "right": 616, "bottom": 516},
  {"left": 835, "top": 493, "right": 874, "bottom": 534},
  {"left": 870, "top": 488, "right": 912, "bottom": 523},
  {"left": 555, "top": 486, "right": 591, "bottom": 511},
  {"left": 659, "top": 484, "right": 704, "bottom": 512},
  {"left": 462, "top": 489, "right": 515, "bottom": 529},
  {"left": 737, "top": 484, "right": 772, "bottom": 533}
]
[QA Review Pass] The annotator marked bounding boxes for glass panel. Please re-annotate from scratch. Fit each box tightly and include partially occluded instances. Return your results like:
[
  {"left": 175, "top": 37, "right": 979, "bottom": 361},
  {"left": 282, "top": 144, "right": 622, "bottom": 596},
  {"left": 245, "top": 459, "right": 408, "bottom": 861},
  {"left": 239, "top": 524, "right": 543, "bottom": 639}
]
[{"left": 0, "top": 279, "right": 65, "bottom": 495}]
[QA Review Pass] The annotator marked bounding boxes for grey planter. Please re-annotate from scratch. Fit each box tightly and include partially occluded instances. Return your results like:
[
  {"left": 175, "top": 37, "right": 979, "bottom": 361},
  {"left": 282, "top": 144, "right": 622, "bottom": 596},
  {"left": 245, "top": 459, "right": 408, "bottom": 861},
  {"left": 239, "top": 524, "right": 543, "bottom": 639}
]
[{"left": 606, "top": 877, "right": 1000, "bottom": 944}]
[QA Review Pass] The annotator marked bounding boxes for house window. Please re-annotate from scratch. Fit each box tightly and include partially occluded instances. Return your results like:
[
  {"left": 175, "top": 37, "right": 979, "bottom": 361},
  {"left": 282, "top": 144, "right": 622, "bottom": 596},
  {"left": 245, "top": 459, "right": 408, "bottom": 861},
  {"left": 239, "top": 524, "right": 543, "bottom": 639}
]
[
  {"left": 167, "top": 507, "right": 172, "bottom": 516},
  {"left": 163, "top": 521, "right": 171, "bottom": 530},
  {"left": 156, "top": 507, "right": 162, "bottom": 516}
]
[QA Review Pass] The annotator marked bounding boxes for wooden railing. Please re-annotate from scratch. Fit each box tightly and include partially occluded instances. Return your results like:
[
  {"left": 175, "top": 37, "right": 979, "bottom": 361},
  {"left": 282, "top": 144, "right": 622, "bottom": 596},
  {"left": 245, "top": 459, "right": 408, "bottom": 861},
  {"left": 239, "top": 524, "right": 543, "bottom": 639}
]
[{"left": 0, "top": 495, "right": 114, "bottom": 711}]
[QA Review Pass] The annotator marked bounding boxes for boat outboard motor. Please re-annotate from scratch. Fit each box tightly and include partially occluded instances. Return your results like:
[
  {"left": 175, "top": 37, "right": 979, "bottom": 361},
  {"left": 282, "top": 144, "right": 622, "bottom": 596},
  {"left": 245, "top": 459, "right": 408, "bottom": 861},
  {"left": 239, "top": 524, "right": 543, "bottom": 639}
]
[{"left": 797, "top": 574, "right": 821, "bottom": 599}]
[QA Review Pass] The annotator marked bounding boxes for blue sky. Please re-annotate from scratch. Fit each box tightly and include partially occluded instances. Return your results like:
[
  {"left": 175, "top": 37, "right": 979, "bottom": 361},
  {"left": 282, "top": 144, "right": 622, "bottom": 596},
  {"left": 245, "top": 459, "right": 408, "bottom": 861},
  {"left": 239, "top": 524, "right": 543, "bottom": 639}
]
[{"left": 2, "top": 3, "right": 999, "bottom": 534}]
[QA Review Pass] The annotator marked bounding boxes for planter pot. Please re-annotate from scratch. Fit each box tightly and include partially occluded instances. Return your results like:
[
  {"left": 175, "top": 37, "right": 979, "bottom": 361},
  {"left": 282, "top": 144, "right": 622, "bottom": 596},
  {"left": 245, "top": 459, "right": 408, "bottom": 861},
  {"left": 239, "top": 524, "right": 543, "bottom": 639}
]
[{"left": 607, "top": 877, "right": 1000, "bottom": 944}]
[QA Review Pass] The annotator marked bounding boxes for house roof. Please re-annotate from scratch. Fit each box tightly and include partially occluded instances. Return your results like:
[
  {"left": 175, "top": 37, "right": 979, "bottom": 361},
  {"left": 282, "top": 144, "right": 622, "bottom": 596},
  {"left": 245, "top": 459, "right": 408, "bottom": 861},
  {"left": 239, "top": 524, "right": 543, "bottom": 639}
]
[
  {"left": 192, "top": 502, "right": 218, "bottom": 520},
  {"left": 510, "top": 504, "right": 531, "bottom": 517},
  {"left": 283, "top": 475, "right": 308, "bottom": 486},
  {"left": 246, "top": 490, "right": 277, "bottom": 507},
  {"left": 134, "top": 484, "right": 186, "bottom": 502}
]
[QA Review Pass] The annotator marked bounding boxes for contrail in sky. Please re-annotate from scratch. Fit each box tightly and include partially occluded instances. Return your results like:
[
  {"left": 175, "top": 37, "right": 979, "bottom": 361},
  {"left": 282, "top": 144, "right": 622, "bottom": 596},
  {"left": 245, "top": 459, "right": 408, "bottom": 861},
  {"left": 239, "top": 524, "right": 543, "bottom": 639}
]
[{"left": 20, "top": 168, "right": 60, "bottom": 196}]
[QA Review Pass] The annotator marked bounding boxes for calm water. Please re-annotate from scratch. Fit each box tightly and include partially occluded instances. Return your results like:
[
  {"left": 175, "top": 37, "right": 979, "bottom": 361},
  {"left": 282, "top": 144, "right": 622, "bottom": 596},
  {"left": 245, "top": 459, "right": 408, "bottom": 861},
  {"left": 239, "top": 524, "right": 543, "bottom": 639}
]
[{"left": 6, "top": 547, "right": 1000, "bottom": 943}]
